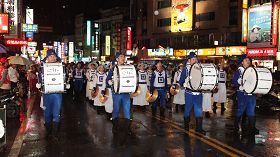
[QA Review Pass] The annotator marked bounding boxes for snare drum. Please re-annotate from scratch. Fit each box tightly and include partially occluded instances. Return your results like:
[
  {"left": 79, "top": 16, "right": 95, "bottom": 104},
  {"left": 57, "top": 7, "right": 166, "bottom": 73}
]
[
  {"left": 113, "top": 65, "right": 137, "bottom": 93},
  {"left": 41, "top": 62, "right": 66, "bottom": 94},
  {"left": 189, "top": 63, "right": 218, "bottom": 91},
  {"left": 242, "top": 67, "right": 272, "bottom": 94}
]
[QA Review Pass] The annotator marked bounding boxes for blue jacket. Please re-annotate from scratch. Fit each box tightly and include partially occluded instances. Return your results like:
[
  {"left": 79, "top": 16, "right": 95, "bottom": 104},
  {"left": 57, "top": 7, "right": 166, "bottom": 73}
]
[{"left": 178, "top": 68, "right": 188, "bottom": 87}]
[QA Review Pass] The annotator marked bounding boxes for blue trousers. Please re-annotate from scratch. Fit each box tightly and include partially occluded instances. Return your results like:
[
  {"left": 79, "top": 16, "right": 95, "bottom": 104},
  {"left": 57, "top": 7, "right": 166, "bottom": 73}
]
[
  {"left": 152, "top": 89, "right": 166, "bottom": 112},
  {"left": 184, "top": 91, "right": 203, "bottom": 118},
  {"left": 236, "top": 91, "right": 256, "bottom": 117},
  {"left": 43, "top": 93, "right": 62, "bottom": 123},
  {"left": 112, "top": 93, "right": 131, "bottom": 120},
  {"left": 74, "top": 79, "right": 84, "bottom": 92}
]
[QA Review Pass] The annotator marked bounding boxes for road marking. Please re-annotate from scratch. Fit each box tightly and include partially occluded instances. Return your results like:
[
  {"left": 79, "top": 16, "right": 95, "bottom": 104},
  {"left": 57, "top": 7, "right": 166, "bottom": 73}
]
[{"left": 146, "top": 111, "right": 253, "bottom": 157}]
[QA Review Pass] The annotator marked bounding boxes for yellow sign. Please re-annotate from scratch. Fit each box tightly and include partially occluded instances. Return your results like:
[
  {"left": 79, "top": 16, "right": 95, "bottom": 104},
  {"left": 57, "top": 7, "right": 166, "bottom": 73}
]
[
  {"left": 243, "top": 0, "right": 248, "bottom": 9},
  {"left": 197, "top": 48, "right": 215, "bottom": 56},
  {"left": 171, "top": 0, "right": 193, "bottom": 32},
  {"left": 174, "top": 50, "right": 187, "bottom": 57},
  {"left": 105, "top": 36, "right": 110, "bottom": 56},
  {"left": 101, "top": 56, "right": 106, "bottom": 62},
  {"left": 226, "top": 46, "right": 246, "bottom": 56},
  {"left": 216, "top": 47, "right": 226, "bottom": 55},
  {"left": 242, "top": 9, "right": 248, "bottom": 42}
]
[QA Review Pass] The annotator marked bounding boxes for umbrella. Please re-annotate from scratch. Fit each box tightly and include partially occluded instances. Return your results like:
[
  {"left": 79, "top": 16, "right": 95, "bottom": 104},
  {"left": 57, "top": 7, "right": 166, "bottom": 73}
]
[
  {"left": 8, "top": 56, "right": 30, "bottom": 65},
  {"left": 0, "top": 44, "right": 8, "bottom": 53}
]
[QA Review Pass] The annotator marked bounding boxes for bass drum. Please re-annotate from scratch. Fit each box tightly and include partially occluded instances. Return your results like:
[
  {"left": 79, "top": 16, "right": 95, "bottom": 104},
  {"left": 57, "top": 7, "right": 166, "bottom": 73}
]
[
  {"left": 189, "top": 63, "right": 218, "bottom": 91},
  {"left": 242, "top": 67, "right": 272, "bottom": 94},
  {"left": 113, "top": 65, "right": 137, "bottom": 94}
]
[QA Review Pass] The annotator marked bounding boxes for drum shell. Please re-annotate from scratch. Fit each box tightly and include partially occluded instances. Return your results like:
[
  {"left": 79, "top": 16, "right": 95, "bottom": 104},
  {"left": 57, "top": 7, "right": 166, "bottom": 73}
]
[
  {"left": 189, "top": 63, "right": 218, "bottom": 91},
  {"left": 113, "top": 65, "right": 137, "bottom": 94},
  {"left": 242, "top": 67, "right": 272, "bottom": 94}
]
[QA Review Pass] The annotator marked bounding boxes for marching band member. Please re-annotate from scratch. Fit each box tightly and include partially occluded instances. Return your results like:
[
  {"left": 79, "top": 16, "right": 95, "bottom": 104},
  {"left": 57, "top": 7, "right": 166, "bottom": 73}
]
[
  {"left": 73, "top": 62, "right": 85, "bottom": 102},
  {"left": 37, "top": 49, "right": 69, "bottom": 141},
  {"left": 202, "top": 92, "right": 212, "bottom": 118},
  {"left": 86, "top": 62, "right": 97, "bottom": 104},
  {"left": 178, "top": 52, "right": 205, "bottom": 133},
  {"left": 102, "top": 63, "right": 114, "bottom": 120},
  {"left": 232, "top": 55, "right": 258, "bottom": 136},
  {"left": 106, "top": 52, "right": 132, "bottom": 137},
  {"left": 172, "top": 63, "right": 185, "bottom": 113},
  {"left": 92, "top": 65, "right": 107, "bottom": 114},
  {"left": 150, "top": 61, "right": 168, "bottom": 117},
  {"left": 213, "top": 62, "right": 227, "bottom": 114},
  {"left": 132, "top": 63, "right": 149, "bottom": 108},
  {"left": 147, "top": 64, "right": 153, "bottom": 82}
]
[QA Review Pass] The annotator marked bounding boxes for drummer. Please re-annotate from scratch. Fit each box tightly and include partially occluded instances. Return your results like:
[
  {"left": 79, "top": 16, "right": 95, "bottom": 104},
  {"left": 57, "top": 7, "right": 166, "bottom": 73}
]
[
  {"left": 106, "top": 52, "right": 132, "bottom": 138},
  {"left": 232, "top": 54, "right": 258, "bottom": 136},
  {"left": 172, "top": 63, "right": 185, "bottom": 113},
  {"left": 150, "top": 61, "right": 168, "bottom": 117},
  {"left": 86, "top": 62, "right": 97, "bottom": 105},
  {"left": 178, "top": 52, "right": 205, "bottom": 133},
  {"left": 92, "top": 65, "right": 107, "bottom": 114},
  {"left": 37, "top": 49, "right": 69, "bottom": 141},
  {"left": 132, "top": 63, "right": 149, "bottom": 109}
]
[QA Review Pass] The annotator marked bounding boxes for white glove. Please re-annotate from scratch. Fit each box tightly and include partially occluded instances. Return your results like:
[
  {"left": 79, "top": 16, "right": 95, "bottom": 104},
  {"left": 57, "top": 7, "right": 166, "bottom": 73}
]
[
  {"left": 239, "top": 85, "right": 244, "bottom": 91},
  {"left": 237, "top": 78, "right": 242, "bottom": 85},
  {"left": 66, "top": 84, "right": 70, "bottom": 89},
  {"left": 108, "top": 80, "right": 113, "bottom": 85},
  {"left": 183, "top": 77, "right": 190, "bottom": 88},
  {"left": 36, "top": 83, "right": 41, "bottom": 89}
]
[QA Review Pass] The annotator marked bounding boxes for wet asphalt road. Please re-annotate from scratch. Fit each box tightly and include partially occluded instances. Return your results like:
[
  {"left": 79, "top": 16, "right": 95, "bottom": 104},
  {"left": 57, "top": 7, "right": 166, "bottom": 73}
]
[{"left": 2, "top": 92, "right": 280, "bottom": 157}]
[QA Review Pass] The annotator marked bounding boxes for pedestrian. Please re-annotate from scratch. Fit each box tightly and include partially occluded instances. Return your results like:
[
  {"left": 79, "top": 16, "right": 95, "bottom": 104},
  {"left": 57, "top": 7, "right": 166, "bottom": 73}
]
[
  {"left": 27, "top": 64, "right": 38, "bottom": 96},
  {"left": 8, "top": 64, "right": 19, "bottom": 92},
  {"left": 86, "top": 62, "right": 97, "bottom": 104},
  {"left": 150, "top": 61, "right": 168, "bottom": 117},
  {"left": 36, "top": 49, "right": 69, "bottom": 142},
  {"left": 232, "top": 54, "right": 258, "bottom": 136},
  {"left": 213, "top": 62, "right": 227, "bottom": 114},
  {"left": 172, "top": 63, "right": 185, "bottom": 113},
  {"left": 179, "top": 52, "right": 205, "bottom": 134},
  {"left": 132, "top": 63, "right": 149, "bottom": 109}
]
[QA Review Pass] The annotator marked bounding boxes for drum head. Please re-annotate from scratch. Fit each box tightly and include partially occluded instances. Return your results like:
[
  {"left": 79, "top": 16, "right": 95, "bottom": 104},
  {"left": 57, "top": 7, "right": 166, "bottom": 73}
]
[
  {"left": 113, "top": 66, "right": 119, "bottom": 93},
  {"left": 242, "top": 67, "right": 257, "bottom": 94},
  {"left": 189, "top": 63, "right": 202, "bottom": 90}
]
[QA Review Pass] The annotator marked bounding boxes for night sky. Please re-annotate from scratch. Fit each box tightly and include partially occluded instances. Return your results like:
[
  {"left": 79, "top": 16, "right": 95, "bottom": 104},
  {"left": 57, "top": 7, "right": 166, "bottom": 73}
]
[{"left": 23, "top": 0, "right": 130, "bottom": 35}]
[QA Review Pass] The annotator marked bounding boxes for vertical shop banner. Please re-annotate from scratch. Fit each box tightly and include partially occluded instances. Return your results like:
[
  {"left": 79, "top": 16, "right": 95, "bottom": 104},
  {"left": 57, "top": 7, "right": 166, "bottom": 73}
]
[
  {"left": 86, "top": 20, "right": 91, "bottom": 46},
  {"left": 127, "top": 27, "right": 132, "bottom": 50},
  {"left": 0, "top": 14, "right": 9, "bottom": 33},
  {"left": 248, "top": 5, "right": 272, "bottom": 48},
  {"left": 4, "top": 0, "right": 18, "bottom": 36},
  {"left": 272, "top": 3, "right": 278, "bottom": 46},
  {"left": 69, "top": 42, "right": 74, "bottom": 57},
  {"left": 243, "top": 0, "right": 248, "bottom": 9},
  {"left": 105, "top": 36, "right": 111, "bottom": 56},
  {"left": 242, "top": 9, "right": 248, "bottom": 42},
  {"left": 171, "top": 0, "right": 193, "bottom": 32}
]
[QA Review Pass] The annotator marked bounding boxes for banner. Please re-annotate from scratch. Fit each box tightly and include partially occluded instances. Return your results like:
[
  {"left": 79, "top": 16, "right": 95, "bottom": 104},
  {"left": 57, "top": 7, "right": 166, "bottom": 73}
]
[
  {"left": 105, "top": 36, "right": 110, "bottom": 56},
  {"left": 226, "top": 46, "right": 246, "bottom": 55},
  {"left": 0, "top": 14, "right": 8, "bottom": 34},
  {"left": 197, "top": 48, "right": 215, "bottom": 56},
  {"left": 171, "top": 0, "right": 193, "bottom": 32},
  {"left": 174, "top": 50, "right": 187, "bottom": 57},
  {"left": 272, "top": 3, "right": 278, "bottom": 46},
  {"left": 247, "top": 48, "right": 277, "bottom": 57},
  {"left": 248, "top": 5, "right": 272, "bottom": 48},
  {"left": 242, "top": 9, "right": 248, "bottom": 42}
]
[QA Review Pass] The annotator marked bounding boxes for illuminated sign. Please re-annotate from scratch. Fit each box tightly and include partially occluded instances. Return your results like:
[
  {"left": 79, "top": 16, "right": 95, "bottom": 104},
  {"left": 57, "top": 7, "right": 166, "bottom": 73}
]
[
  {"left": 58, "top": 42, "right": 61, "bottom": 58},
  {"left": 94, "top": 31, "right": 99, "bottom": 50},
  {"left": 242, "top": 9, "right": 248, "bottom": 42},
  {"left": 171, "top": 0, "right": 193, "bottom": 32},
  {"left": 27, "top": 46, "right": 36, "bottom": 54},
  {"left": 69, "top": 42, "right": 74, "bottom": 57},
  {"left": 226, "top": 46, "right": 246, "bottom": 55},
  {"left": 26, "top": 9, "right": 34, "bottom": 24},
  {"left": 105, "top": 35, "right": 110, "bottom": 56},
  {"left": 277, "top": 52, "right": 280, "bottom": 61},
  {"left": 0, "top": 14, "right": 9, "bottom": 33},
  {"left": 27, "top": 42, "right": 37, "bottom": 47},
  {"left": 148, "top": 48, "right": 174, "bottom": 56},
  {"left": 64, "top": 42, "right": 68, "bottom": 56},
  {"left": 6, "top": 39, "right": 27, "bottom": 46},
  {"left": 86, "top": 20, "right": 91, "bottom": 46},
  {"left": 127, "top": 27, "right": 132, "bottom": 50},
  {"left": 26, "top": 32, "right": 33, "bottom": 38},
  {"left": 247, "top": 48, "right": 276, "bottom": 57},
  {"left": 61, "top": 42, "right": 65, "bottom": 59},
  {"left": 216, "top": 47, "right": 226, "bottom": 55},
  {"left": 22, "top": 24, "right": 38, "bottom": 32},
  {"left": 272, "top": 3, "right": 278, "bottom": 46},
  {"left": 174, "top": 50, "right": 187, "bottom": 57},
  {"left": 243, "top": 0, "right": 248, "bottom": 9},
  {"left": 248, "top": 5, "right": 272, "bottom": 48},
  {"left": 197, "top": 48, "right": 215, "bottom": 56},
  {"left": 4, "top": 0, "right": 18, "bottom": 36}
]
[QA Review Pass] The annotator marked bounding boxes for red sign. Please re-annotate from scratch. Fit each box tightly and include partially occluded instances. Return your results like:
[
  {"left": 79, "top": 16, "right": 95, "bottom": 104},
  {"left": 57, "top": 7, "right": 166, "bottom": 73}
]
[
  {"left": 127, "top": 27, "right": 132, "bottom": 50},
  {"left": 6, "top": 39, "right": 28, "bottom": 46},
  {"left": 0, "top": 14, "right": 9, "bottom": 34},
  {"left": 272, "top": 3, "right": 278, "bottom": 46},
  {"left": 247, "top": 48, "right": 277, "bottom": 57}
]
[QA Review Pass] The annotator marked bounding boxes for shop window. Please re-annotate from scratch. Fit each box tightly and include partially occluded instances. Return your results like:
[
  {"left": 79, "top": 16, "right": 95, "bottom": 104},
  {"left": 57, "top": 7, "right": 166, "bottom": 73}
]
[
  {"left": 158, "top": 0, "right": 171, "bottom": 9},
  {"left": 157, "top": 18, "right": 171, "bottom": 27},
  {"left": 229, "top": 6, "right": 238, "bottom": 25},
  {"left": 196, "top": 12, "right": 215, "bottom": 22}
]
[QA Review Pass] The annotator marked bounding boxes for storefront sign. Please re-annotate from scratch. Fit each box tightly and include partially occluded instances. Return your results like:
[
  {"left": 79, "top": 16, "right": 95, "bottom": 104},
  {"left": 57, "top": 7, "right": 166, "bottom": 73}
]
[
  {"left": 0, "top": 14, "right": 9, "bottom": 34},
  {"left": 171, "top": 0, "right": 193, "bottom": 32},
  {"left": 272, "top": 3, "right": 278, "bottom": 46},
  {"left": 22, "top": 24, "right": 38, "bottom": 32},
  {"left": 27, "top": 42, "right": 37, "bottom": 47},
  {"left": 216, "top": 47, "right": 226, "bottom": 55},
  {"left": 27, "top": 46, "right": 36, "bottom": 54},
  {"left": 148, "top": 48, "right": 174, "bottom": 57},
  {"left": 86, "top": 20, "right": 91, "bottom": 46},
  {"left": 26, "top": 9, "right": 34, "bottom": 24},
  {"left": 127, "top": 27, "right": 132, "bottom": 50},
  {"left": 242, "top": 9, "right": 248, "bottom": 42},
  {"left": 243, "top": 0, "right": 248, "bottom": 9},
  {"left": 4, "top": 0, "right": 18, "bottom": 36},
  {"left": 248, "top": 5, "right": 272, "bottom": 48},
  {"left": 105, "top": 35, "right": 110, "bottom": 56},
  {"left": 6, "top": 39, "right": 27, "bottom": 46},
  {"left": 247, "top": 48, "right": 277, "bottom": 57},
  {"left": 174, "top": 50, "right": 187, "bottom": 57},
  {"left": 197, "top": 48, "right": 215, "bottom": 56},
  {"left": 69, "top": 42, "right": 74, "bottom": 57},
  {"left": 226, "top": 46, "right": 246, "bottom": 55}
]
